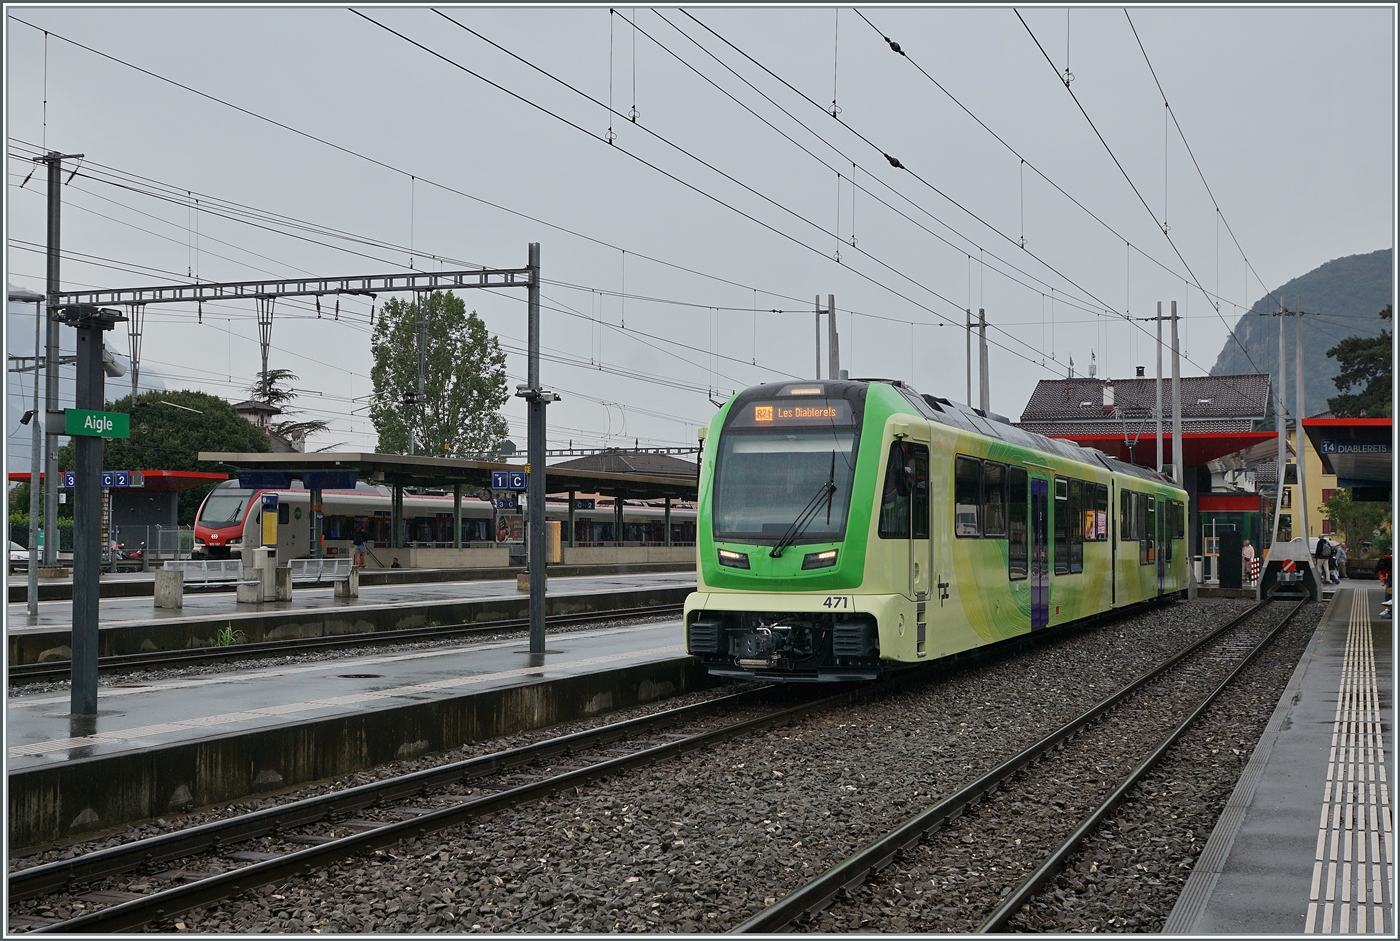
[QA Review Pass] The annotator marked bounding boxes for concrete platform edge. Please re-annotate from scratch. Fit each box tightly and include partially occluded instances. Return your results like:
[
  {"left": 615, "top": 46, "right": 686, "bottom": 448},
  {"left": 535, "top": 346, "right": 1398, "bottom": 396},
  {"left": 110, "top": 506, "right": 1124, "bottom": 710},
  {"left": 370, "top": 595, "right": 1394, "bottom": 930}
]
[
  {"left": 8, "top": 656, "right": 715, "bottom": 851},
  {"left": 1162, "top": 592, "right": 1336, "bottom": 933},
  {"left": 7, "top": 561, "right": 695, "bottom": 603},
  {"left": 7, "top": 585, "right": 692, "bottom": 664}
]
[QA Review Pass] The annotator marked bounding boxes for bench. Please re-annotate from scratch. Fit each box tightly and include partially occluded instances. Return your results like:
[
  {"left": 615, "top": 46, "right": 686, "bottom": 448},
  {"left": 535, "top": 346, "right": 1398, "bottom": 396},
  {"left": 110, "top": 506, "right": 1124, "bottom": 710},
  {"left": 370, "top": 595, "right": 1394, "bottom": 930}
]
[
  {"left": 157, "top": 559, "right": 260, "bottom": 608},
  {"left": 286, "top": 557, "right": 358, "bottom": 598},
  {"left": 162, "top": 559, "right": 245, "bottom": 586},
  {"left": 287, "top": 557, "right": 353, "bottom": 583}
]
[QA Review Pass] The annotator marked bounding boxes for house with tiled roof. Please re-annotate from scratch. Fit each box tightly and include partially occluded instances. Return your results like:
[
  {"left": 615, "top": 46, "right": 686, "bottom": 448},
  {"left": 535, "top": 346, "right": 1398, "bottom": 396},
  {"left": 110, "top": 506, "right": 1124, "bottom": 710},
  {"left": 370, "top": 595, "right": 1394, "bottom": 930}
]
[{"left": 1017, "top": 372, "right": 1283, "bottom": 560}]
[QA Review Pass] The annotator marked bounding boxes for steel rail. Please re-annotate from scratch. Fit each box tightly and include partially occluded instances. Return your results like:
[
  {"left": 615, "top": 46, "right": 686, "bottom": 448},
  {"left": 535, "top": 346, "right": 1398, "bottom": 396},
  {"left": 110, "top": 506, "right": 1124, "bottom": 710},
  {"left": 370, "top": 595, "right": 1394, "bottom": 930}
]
[
  {"left": 9, "top": 682, "right": 763, "bottom": 902},
  {"left": 977, "top": 596, "right": 1308, "bottom": 932},
  {"left": 26, "top": 684, "right": 873, "bottom": 933},
  {"left": 7, "top": 604, "right": 684, "bottom": 683},
  {"left": 730, "top": 597, "right": 1277, "bottom": 933}
]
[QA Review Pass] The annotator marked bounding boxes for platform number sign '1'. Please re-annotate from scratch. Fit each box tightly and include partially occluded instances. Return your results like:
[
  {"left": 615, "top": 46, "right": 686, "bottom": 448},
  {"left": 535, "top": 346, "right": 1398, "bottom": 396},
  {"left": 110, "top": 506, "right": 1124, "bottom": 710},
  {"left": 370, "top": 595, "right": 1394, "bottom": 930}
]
[{"left": 491, "top": 470, "right": 528, "bottom": 492}]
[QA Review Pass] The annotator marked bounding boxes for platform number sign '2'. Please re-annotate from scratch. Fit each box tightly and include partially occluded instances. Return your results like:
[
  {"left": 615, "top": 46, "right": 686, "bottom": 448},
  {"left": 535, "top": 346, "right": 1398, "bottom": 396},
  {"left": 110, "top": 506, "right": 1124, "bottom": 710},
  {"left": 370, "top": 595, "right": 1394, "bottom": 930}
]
[{"left": 62, "top": 471, "right": 131, "bottom": 488}]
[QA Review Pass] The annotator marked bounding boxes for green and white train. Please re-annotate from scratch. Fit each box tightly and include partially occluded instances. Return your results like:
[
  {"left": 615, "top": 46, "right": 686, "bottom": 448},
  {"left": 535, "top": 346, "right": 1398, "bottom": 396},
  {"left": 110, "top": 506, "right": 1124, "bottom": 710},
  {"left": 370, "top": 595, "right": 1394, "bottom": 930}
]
[{"left": 684, "top": 379, "right": 1189, "bottom": 681}]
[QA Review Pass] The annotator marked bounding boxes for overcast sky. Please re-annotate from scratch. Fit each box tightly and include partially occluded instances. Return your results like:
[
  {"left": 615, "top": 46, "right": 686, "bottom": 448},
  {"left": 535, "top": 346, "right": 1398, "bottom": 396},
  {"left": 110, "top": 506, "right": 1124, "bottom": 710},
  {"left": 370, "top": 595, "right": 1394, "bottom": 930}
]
[{"left": 6, "top": 5, "right": 1395, "bottom": 468}]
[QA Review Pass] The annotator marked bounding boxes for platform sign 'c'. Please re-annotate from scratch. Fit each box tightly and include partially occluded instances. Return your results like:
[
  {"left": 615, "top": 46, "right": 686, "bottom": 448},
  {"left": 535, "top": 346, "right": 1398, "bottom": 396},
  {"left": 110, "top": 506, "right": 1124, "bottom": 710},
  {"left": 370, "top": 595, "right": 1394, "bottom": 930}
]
[{"left": 491, "top": 470, "right": 528, "bottom": 492}]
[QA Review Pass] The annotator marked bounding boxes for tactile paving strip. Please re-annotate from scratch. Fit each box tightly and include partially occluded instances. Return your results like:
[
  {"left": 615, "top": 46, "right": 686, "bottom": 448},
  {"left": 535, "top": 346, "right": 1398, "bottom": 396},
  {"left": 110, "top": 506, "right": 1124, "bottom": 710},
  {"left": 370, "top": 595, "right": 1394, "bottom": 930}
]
[{"left": 1306, "top": 589, "right": 1392, "bottom": 935}]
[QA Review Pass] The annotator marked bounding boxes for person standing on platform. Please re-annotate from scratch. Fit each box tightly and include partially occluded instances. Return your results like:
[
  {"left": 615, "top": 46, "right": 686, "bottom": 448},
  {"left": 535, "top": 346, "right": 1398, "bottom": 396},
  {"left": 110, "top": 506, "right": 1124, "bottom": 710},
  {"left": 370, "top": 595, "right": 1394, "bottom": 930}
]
[
  {"left": 352, "top": 526, "right": 369, "bottom": 568},
  {"left": 1333, "top": 541, "right": 1347, "bottom": 583},
  {"left": 1378, "top": 552, "right": 1392, "bottom": 618},
  {"left": 1242, "top": 539, "right": 1256, "bottom": 585},
  {"left": 1314, "top": 536, "right": 1333, "bottom": 581}
]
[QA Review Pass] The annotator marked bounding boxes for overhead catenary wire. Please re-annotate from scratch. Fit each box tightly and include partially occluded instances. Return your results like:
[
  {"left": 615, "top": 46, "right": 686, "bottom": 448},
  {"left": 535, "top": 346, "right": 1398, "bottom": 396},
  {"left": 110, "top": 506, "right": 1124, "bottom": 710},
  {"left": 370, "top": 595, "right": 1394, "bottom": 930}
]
[
  {"left": 8, "top": 5, "right": 1288, "bottom": 428},
  {"left": 849, "top": 10, "right": 1270, "bottom": 371},
  {"left": 1122, "top": 9, "right": 1282, "bottom": 313},
  {"left": 1014, "top": 9, "right": 1264, "bottom": 376},
  {"left": 412, "top": 9, "right": 1069, "bottom": 375},
  {"left": 2, "top": 18, "right": 887, "bottom": 323},
  {"left": 676, "top": 10, "right": 1133, "bottom": 324},
  {"left": 650, "top": 10, "right": 1117, "bottom": 321},
  {"left": 5, "top": 29, "right": 1071, "bottom": 393}
]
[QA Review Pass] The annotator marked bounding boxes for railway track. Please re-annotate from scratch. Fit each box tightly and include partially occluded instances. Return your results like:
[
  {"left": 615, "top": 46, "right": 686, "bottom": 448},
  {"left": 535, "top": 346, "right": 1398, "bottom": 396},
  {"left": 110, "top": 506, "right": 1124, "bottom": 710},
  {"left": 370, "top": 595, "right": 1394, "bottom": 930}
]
[
  {"left": 9, "top": 681, "right": 874, "bottom": 933},
  {"left": 6, "top": 604, "right": 684, "bottom": 684},
  {"left": 731, "top": 595, "right": 1309, "bottom": 933}
]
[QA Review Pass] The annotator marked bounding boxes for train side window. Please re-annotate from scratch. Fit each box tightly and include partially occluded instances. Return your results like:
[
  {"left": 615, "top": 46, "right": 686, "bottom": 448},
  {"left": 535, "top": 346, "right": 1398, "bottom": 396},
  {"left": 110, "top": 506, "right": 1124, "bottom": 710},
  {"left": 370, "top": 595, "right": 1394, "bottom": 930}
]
[
  {"left": 879, "top": 442, "right": 929, "bottom": 539},
  {"left": 1068, "top": 479, "right": 1084, "bottom": 573},
  {"left": 982, "top": 462, "right": 1007, "bottom": 537},
  {"left": 1007, "top": 467, "right": 1028, "bottom": 580},
  {"left": 1094, "top": 483, "right": 1109, "bottom": 541},
  {"left": 278, "top": 503, "right": 290, "bottom": 525},
  {"left": 954, "top": 456, "right": 982, "bottom": 537},
  {"left": 913, "top": 446, "right": 929, "bottom": 539},
  {"left": 1120, "top": 490, "right": 1133, "bottom": 542},
  {"left": 1054, "top": 476, "right": 1069, "bottom": 575},
  {"left": 1174, "top": 499, "right": 1186, "bottom": 539}
]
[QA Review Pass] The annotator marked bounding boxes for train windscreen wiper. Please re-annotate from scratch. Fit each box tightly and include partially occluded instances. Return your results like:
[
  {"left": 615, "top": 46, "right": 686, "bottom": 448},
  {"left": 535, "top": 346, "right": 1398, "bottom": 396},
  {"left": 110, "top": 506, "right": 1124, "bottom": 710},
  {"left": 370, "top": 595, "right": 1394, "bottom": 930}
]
[{"left": 769, "top": 451, "right": 837, "bottom": 558}]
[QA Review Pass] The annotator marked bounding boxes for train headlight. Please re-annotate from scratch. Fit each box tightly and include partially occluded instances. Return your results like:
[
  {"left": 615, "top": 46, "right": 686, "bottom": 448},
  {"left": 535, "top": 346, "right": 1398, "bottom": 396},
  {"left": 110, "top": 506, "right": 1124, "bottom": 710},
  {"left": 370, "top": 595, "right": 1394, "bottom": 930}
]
[
  {"left": 717, "top": 548, "right": 750, "bottom": 569},
  {"left": 802, "top": 549, "right": 839, "bottom": 570},
  {"left": 228, "top": 537, "right": 242, "bottom": 546}
]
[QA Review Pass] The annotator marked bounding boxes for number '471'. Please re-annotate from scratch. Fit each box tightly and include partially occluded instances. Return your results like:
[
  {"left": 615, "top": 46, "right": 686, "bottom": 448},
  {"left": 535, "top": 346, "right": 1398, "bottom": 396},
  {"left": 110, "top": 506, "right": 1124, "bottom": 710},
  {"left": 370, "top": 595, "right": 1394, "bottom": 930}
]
[{"left": 823, "top": 596, "right": 850, "bottom": 609}]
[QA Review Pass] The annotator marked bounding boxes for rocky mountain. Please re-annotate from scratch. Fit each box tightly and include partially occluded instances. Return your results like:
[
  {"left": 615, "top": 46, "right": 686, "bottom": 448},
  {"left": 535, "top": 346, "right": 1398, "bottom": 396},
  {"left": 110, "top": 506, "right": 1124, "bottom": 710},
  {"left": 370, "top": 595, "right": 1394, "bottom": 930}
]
[{"left": 1208, "top": 248, "right": 1391, "bottom": 417}]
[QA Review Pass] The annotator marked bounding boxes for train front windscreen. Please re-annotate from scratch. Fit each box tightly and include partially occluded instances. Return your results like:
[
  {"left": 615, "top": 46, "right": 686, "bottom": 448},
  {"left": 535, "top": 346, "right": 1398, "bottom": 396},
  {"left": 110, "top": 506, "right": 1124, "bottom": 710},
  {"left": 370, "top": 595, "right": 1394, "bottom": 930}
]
[
  {"left": 712, "top": 392, "right": 861, "bottom": 546},
  {"left": 197, "top": 488, "right": 255, "bottom": 528}
]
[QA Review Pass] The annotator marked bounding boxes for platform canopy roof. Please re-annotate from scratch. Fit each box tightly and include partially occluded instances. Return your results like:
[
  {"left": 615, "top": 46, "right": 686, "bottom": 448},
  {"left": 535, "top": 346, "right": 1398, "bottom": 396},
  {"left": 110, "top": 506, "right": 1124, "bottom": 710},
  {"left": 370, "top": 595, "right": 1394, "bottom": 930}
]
[
  {"left": 1301, "top": 417, "right": 1393, "bottom": 498},
  {"left": 196, "top": 451, "right": 697, "bottom": 501}
]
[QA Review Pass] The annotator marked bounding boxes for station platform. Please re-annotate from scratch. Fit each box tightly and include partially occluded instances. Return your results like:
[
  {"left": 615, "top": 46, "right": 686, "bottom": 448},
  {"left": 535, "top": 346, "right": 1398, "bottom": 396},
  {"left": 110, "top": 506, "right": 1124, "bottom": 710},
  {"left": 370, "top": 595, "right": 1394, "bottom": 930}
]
[
  {"left": 6, "top": 560, "right": 693, "bottom": 603},
  {"left": 4, "top": 570, "right": 696, "bottom": 662},
  {"left": 1166, "top": 585, "right": 1393, "bottom": 935},
  {"left": 6, "top": 618, "right": 703, "bottom": 850}
]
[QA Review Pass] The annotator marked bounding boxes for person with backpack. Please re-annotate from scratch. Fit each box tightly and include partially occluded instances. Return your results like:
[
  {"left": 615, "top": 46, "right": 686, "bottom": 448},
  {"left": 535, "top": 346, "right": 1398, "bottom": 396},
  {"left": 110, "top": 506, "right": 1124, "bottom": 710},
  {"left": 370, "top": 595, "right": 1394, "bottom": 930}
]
[{"left": 1315, "top": 536, "right": 1333, "bottom": 580}]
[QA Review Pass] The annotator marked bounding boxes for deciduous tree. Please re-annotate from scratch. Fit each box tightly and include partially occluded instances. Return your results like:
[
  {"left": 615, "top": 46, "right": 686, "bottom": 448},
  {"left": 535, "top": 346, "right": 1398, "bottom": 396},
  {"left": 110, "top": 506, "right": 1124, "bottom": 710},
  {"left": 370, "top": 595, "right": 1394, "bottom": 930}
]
[{"left": 369, "top": 292, "right": 509, "bottom": 456}]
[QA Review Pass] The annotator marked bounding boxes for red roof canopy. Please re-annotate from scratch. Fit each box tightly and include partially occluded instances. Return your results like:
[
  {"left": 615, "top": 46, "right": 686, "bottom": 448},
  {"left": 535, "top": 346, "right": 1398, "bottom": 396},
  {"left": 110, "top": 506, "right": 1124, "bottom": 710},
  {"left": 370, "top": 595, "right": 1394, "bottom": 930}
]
[
  {"left": 1043, "top": 431, "right": 1278, "bottom": 468},
  {"left": 8, "top": 470, "right": 227, "bottom": 492}
]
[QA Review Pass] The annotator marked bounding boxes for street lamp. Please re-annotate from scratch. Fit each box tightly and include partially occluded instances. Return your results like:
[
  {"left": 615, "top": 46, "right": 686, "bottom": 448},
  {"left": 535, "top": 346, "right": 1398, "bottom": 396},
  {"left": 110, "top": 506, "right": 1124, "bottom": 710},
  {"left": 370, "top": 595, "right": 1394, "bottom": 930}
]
[{"left": 9, "top": 287, "right": 45, "bottom": 616}]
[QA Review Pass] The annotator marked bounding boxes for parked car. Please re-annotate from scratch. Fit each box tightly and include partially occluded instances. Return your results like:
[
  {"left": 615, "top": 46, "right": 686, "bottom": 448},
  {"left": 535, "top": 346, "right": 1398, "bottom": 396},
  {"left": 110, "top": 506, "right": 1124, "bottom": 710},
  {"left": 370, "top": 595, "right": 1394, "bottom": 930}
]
[{"left": 10, "top": 540, "right": 29, "bottom": 574}]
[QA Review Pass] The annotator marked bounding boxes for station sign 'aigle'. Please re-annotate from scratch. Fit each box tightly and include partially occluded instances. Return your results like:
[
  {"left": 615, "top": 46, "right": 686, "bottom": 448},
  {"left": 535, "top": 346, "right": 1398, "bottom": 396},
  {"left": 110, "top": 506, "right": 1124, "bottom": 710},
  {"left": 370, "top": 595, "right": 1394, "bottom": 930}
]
[{"left": 64, "top": 408, "right": 130, "bottom": 439}]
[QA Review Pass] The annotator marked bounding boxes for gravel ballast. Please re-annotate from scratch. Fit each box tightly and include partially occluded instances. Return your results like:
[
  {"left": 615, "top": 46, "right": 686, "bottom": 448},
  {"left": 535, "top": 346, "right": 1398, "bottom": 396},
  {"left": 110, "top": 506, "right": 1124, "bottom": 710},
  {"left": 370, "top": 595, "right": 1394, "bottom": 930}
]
[{"left": 93, "top": 597, "right": 1303, "bottom": 933}]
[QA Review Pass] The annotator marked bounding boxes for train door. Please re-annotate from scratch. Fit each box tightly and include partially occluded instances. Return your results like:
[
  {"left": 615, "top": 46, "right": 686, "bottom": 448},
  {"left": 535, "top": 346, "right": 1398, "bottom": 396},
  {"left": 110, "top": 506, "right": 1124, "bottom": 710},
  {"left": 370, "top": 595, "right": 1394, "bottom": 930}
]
[
  {"left": 1109, "top": 480, "right": 1117, "bottom": 607},
  {"left": 1031, "top": 478, "right": 1050, "bottom": 629},
  {"left": 902, "top": 441, "right": 931, "bottom": 654},
  {"left": 1156, "top": 497, "right": 1167, "bottom": 596},
  {"left": 882, "top": 437, "right": 929, "bottom": 653}
]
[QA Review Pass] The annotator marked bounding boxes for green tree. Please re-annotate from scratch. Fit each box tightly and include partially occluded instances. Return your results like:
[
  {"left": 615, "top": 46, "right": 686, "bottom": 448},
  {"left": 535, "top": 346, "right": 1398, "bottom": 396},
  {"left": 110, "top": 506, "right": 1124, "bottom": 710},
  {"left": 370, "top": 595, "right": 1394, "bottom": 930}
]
[
  {"left": 1326, "top": 305, "right": 1393, "bottom": 417},
  {"left": 1321, "top": 488, "right": 1392, "bottom": 558},
  {"left": 59, "top": 389, "right": 271, "bottom": 524},
  {"left": 246, "top": 367, "right": 330, "bottom": 444},
  {"left": 370, "top": 292, "right": 509, "bottom": 456}
]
